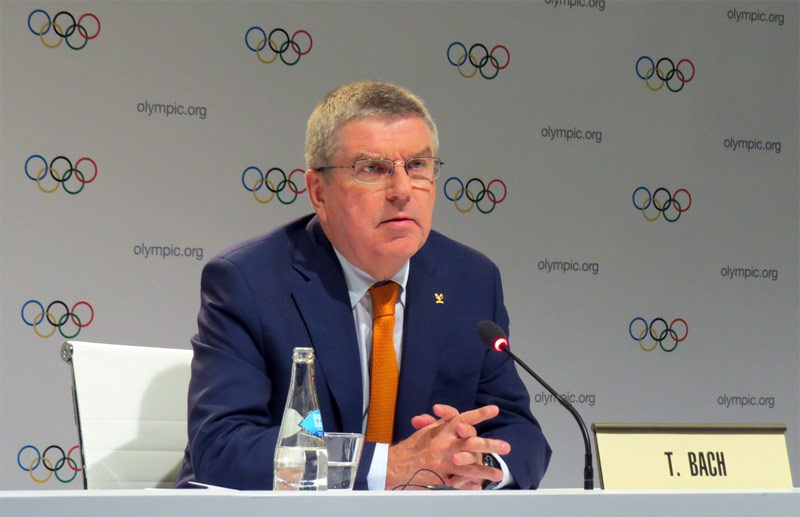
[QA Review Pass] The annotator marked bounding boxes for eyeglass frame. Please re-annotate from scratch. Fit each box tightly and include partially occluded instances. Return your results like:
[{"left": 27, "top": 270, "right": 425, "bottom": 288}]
[{"left": 313, "top": 156, "right": 444, "bottom": 185}]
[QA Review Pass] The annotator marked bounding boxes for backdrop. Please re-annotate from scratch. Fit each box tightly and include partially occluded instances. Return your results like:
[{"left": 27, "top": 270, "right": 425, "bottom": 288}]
[{"left": 1, "top": 0, "right": 797, "bottom": 489}]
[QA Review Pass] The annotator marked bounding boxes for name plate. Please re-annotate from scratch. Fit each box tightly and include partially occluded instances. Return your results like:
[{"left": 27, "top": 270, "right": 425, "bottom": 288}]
[{"left": 592, "top": 423, "right": 793, "bottom": 489}]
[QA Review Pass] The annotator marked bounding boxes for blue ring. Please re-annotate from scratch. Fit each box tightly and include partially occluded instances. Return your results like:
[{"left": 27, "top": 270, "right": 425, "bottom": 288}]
[
  {"left": 443, "top": 176, "right": 465, "bottom": 201},
  {"left": 245, "top": 26, "right": 267, "bottom": 52},
  {"left": 635, "top": 56, "right": 654, "bottom": 80},
  {"left": 632, "top": 186, "right": 651, "bottom": 210},
  {"left": 628, "top": 317, "right": 647, "bottom": 341},
  {"left": 21, "top": 300, "right": 45, "bottom": 326},
  {"left": 27, "top": 9, "right": 51, "bottom": 36},
  {"left": 447, "top": 42, "right": 467, "bottom": 67},
  {"left": 25, "top": 155, "right": 48, "bottom": 181},
  {"left": 18, "top": 445, "right": 40, "bottom": 471},
  {"left": 241, "top": 166, "right": 263, "bottom": 192}
]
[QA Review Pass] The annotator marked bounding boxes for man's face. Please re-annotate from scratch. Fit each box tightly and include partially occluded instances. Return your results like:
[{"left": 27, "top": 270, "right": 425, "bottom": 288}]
[{"left": 306, "top": 116, "right": 437, "bottom": 280}]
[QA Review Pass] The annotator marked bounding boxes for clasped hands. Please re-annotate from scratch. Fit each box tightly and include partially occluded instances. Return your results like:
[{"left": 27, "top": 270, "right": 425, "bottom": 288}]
[{"left": 386, "top": 404, "right": 509, "bottom": 490}]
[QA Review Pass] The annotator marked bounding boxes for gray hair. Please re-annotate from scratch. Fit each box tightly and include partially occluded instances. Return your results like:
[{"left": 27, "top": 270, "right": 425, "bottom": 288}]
[{"left": 305, "top": 81, "right": 439, "bottom": 170}]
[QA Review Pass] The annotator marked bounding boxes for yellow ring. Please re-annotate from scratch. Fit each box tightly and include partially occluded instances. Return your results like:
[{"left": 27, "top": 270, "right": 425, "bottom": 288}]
[
  {"left": 644, "top": 67, "right": 664, "bottom": 91},
  {"left": 637, "top": 328, "right": 657, "bottom": 352},
  {"left": 40, "top": 22, "right": 64, "bottom": 49},
  {"left": 453, "top": 188, "right": 475, "bottom": 213},
  {"left": 457, "top": 53, "right": 479, "bottom": 79},
  {"left": 256, "top": 38, "right": 279, "bottom": 64},
  {"left": 29, "top": 457, "right": 54, "bottom": 483},
  {"left": 36, "top": 167, "right": 61, "bottom": 194},
  {"left": 642, "top": 196, "right": 661, "bottom": 222},
  {"left": 33, "top": 312, "right": 58, "bottom": 338},
  {"left": 252, "top": 177, "right": 276, "bottom": 204}
]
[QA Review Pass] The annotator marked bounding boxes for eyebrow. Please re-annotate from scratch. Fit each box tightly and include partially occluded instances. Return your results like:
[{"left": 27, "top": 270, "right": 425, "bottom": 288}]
[{"left": 353, "top": 147, "right": 433, "bottom": 161}]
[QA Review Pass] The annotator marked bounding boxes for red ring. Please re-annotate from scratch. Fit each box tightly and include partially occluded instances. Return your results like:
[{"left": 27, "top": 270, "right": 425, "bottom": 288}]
[
  {"left": 71, "top": 301, "right": 94, "bottom": 328},
  {"left": 291, "top": 30, "right": 313, "bottom": 56},
  {"left": 77, "top": 13, "right": 100, "bottom": 39},
  {"left": 669, "top": 318, "right": 688, "bottom": 342},
  {"left": 486, "top": 179, "right": 507, "bottom": 204},
  {"left": 74, "top": 157, "right": 98, "bottom": 184},
  {"left": 673, "top": 188, "right": 692, "bottom": 213},
  {"left": 66, "top": 445, "right": 83, "bottom": 472},
  {"left": 288, "top": 168, "right": 307, "bottom": 194},
  {"left": 489, "top": 45, "right": 510, "bottom": 70},
  {"left": 675, "top": 58, "right": 694, "bottom": 83}
]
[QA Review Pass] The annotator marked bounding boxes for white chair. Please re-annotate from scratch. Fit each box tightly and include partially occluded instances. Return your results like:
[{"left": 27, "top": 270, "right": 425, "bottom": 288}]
[{"left": 61, "top": 340, "right": 192, "bottom": 489}]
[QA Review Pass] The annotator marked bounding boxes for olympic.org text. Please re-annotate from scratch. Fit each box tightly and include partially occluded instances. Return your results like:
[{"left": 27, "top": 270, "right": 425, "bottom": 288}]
[
  {"left": 720, "top": 266, "right": 777, "bottom": 282},
  {"left": 727, "top": 8, "right": 784, "bottom": 27},
  {"left": 539, "top": 259, "right": 599, "bottom": 275},
  {"left": 724, "top": 137, "right": 781, "bottom": 154},
  {"left": 544, "top": 0, "right": 605, "bottom": 13},
  {"left": 134, "top": 243, "right": 204, "bottom": 261},
  {"left": 535, "top": 391, "right": 596, "bottom": 407},
  {"left": 717, "top": 394, "right": 775, "bottom": 409},
  {"left": 542, "top": 126, "right": 602, "bottom": 144},
  {"left": 137, "top": 101, "right": 207, "bottom": 120}
]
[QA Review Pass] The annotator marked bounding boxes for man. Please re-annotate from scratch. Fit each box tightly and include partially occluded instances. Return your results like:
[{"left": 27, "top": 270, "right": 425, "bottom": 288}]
[{"left": 177, "top": 81, "right": 550, "bottom": 490}]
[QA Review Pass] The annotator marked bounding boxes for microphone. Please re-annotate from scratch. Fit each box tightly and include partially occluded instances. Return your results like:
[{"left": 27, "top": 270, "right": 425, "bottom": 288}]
[{"left": 477, "top": 320, "right": 594, "bottom": 490}]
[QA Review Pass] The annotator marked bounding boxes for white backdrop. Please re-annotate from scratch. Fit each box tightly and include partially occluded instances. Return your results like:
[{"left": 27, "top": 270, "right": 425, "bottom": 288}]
[{"left": 1, "top": 0, "right": 797, "bottom": 489}]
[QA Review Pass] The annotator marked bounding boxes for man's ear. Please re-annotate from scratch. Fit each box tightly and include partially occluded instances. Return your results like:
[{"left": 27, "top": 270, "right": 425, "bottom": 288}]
[{"left": 305, "top": 169, "right": 327, "bottom": 222}]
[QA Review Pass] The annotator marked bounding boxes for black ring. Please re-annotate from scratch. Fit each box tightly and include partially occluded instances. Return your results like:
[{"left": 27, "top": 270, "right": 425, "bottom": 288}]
[
  {"left": 42, "top": 445, "right": 66, "bottom": 472},
  {"left": 265, "top": 167, "right": 287, "bottom": 193},
  {"left": 655, "top": 57, "right": 675, "bottom": 82},
  {"left": 46, "top": 300, "right": 69, "bottom": 327},
  {"left": 52, "top": 11, "right": 77, "bottom": 38},
  {"left": 468, "top": 43, "right": 489, "bottom": 68},
  {"left": 651, "top": 187, "right": 672, "bottom": 212},
  {"left": 49, "top": 156, "right": 74, "bottom": 183},
  {"left": 649, "top": 318, "right": 669, "bottom": 343},
  {"left": 465, "top": 178, "right": 486, "bottom": 202},
  {"left": 267, "top": 28, "right": 290, "bottom": 53}
]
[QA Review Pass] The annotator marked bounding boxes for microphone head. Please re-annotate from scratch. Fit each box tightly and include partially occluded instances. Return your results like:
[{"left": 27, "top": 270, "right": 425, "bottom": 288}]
[{"left": 477, "top": 320, "right": 509, "bottom": 352}]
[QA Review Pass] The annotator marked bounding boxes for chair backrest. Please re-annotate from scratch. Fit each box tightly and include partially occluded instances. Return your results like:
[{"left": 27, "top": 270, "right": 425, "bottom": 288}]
[{"left": 61, "top": 340, "right": 192, "bottom": 489}]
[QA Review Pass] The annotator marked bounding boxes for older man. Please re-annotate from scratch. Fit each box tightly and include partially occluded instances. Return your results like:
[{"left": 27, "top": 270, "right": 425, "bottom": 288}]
[{"left": 177, "top": 81, "right": 550, "bottom": 490}]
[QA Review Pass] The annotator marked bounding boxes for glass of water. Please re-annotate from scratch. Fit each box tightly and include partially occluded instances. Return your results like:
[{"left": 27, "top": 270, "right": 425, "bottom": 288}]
[{"left": 324, "top": 432, "right": 364, "bottom": 490}]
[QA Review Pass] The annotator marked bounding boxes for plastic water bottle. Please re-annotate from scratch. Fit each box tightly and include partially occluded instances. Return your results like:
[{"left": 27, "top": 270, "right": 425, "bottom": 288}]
[{"left": 273, "top": 347, "right": 328, "bottom": 490}]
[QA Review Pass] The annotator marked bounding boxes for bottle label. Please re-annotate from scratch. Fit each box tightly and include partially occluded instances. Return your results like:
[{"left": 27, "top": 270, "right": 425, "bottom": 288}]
[{"left": 299, "top": 409, "right": 324, "bottom": 437}]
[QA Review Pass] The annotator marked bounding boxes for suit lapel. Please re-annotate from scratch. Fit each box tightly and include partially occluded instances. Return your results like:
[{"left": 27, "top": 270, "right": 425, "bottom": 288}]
[
  {"left": 291, "top": 217, "right": 363, "bottom": 433},
  {"left": 394, "top": 242, "right": 447, "bottom": 440}
]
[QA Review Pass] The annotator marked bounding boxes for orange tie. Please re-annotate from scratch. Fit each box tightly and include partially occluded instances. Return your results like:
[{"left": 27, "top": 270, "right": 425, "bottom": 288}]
[{"left": 365, "top": 281, "right": 401, "bottom": 444}]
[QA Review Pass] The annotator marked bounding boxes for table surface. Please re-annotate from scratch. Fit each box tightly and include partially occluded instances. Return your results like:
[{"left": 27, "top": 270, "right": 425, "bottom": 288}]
[{"left": 1, "top": 488, "right": 799, "bottom": 517}]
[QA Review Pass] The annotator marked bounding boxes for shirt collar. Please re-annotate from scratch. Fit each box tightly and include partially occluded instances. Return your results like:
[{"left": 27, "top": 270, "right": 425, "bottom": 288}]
[{"left": 333, "top": 248, "right": 409, "bottom": 309}]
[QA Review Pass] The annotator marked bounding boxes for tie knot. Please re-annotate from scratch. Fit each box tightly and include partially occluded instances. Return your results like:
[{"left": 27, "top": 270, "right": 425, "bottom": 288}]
[{"left": 369, "top": 281, "right": 400, "bottom": 318}]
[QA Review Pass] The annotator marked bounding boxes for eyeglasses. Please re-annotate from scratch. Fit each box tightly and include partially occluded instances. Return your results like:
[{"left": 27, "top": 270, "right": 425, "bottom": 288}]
[{"left": 315, "top": 157, "right": 443, "bottom": 185}]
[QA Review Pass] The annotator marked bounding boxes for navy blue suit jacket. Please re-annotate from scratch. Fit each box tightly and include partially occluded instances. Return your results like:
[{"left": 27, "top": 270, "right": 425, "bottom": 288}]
[{"left": 176, "top": 214, "right": 550, "bottom": 489}]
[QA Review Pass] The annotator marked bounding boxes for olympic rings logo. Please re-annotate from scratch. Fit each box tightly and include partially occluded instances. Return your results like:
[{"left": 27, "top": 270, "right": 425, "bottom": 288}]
[
  {"left": 629, "top": 318, "right": 689, "bottom": 353},
  {"left": 632, "top": 187, "right": 691, "bottom": 223},
  {"left": 635, "top": 56, "right": 695, "bottom": 92},
  {"left": 17, "top": 445, "right": 82, "bottom": 484},
  {"left": 443, "top": 177, "right": 507, "bottom": 214},
  {"left": 27, "top": 10, "right": 100, "bottom": 50},
  {"left": 245, "top": 26, "right": 312, "bottom": 66},
  {"left": 242, "top": 166, "right": 307, "bottom": 205},
  {"left": 21, "top": 300, "right": 95, "bottom": 339},
  {"left": 25, "top": 155, "right": 98, "bottom": 195},
  {"left": 447, "top": 42, "right": 510, "bottom": 80}
]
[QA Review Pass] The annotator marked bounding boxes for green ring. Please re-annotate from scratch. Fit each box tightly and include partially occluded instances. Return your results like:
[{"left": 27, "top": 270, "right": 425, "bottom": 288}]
[
  {"left": 276, "top": 179, "right": 298, "bottom": 205},
  {"left": 666, "top": 69, "right": 685, "bottom": 93},
  {"left": 65, "top": 23, "right": 89, "bottom": 50},
  {"left": 478, "top": 55, "right": 500, "bottom": 80},
  {"left": 278, "top": 40, "right": 301, "bottom": 66},
  {"left": 53, "top": 457, "right": 79, "bottom": 483},
  {"left": 662, "top": 198, "right": 682, "bottom": 222},
  {"left": 62, "top": 169, "right": 86, "bottom": 195},
  {"left": 476, "top": 189, "right": 497, "bottom": 214},
  {"left": 57, "top": 312, "right": 81, "bottom": 339}
]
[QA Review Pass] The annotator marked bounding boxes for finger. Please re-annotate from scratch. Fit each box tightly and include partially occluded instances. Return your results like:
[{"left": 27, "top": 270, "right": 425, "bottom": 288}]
[
  {"left": 431, "top": 404, "right": 459, "bottom": 420},
  {"left": 411, "top": 414, "right": 436, "bottom": 430},
  {"left": 461, "top": 436, "right": 511, "bottom": 456},
  {"left": 457, "top": 404, "right": 500, "bottom": 426},
  {"left": 451, "top": 451, "right": 481, "bottom": 466},
  {"left": 449, "top": 475, "right": 484, "bottom": 490},
  {"left": 456, "top": 422, "right": 477, "bottom": 439}
]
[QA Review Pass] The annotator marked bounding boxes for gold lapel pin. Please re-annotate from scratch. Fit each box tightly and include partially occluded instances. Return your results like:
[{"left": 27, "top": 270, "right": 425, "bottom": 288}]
[{"left": 434, "top": 293, "right": 444, "bottom": 304}]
